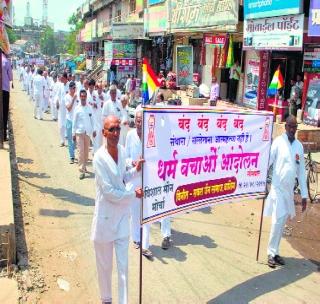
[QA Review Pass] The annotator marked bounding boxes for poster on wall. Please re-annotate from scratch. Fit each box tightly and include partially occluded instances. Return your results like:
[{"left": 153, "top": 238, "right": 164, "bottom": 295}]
[
  {"left": 243, "top": 14, "right": 304, "bottom": 51},
  {"left": 244, "top": 0, "right": 303, "bottom": 20},
  {"left": 142, "top": 108, "right": 274, "bottom": 224},
  {"left": 243, "top": 57, "right": 260, "bottom": 109},
  {"left": 176, "top": 45, "right": 193, "bottom": 86}
]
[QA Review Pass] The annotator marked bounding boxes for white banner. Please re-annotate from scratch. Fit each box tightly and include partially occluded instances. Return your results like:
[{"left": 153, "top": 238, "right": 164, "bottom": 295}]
[
  {"left": 243, "top": 14, "right": 304, "bottom": 51},
  {"left": 142, "top": 108, "right": 273, "bottom": 224}
]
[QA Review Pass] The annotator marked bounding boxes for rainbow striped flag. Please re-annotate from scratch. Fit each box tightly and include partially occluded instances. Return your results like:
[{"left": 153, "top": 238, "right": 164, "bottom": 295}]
[
  {"left": 267, "top": 66, "right": 284, "bottom": 96},
  {"left": 142, "top": 58, "right": 160, "bottom": 105}
]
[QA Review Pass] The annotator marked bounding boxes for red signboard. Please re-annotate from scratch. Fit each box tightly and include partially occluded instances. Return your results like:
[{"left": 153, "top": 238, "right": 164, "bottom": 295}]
[
  {"left": 105, "top": 59, "right": 136, "bottom": 66},
  {"left": 204, "top": 34, "right": 226, "bottom": 46},
  {"left": 257, "top": 51, "right": 270, "bottom": 110}
]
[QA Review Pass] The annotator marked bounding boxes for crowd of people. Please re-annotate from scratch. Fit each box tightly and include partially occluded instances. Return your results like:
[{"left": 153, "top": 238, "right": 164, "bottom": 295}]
[
  {"left": 12, "top": 62, "right": 309, "bottom": 304},
  {"left": 17, "top": 63, "right": 173, "bottom": 303}
]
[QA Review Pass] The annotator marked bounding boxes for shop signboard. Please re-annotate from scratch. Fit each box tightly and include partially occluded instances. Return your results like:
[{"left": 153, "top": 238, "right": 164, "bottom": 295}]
[
  {"left": 176, "top": 45, "right": 193, "bottom": 86},
  {"left": 148, "top": 0, "right": 165, "bottom": 5},
  {"left": 303, "top": 46, "right": 320, "bottom": 73},
  {"left": 142, "top": 108, "right": 273, "bottom": 224},
  {"left": 243, "top": 14, "right": 304, "bottom": 51},
  {"left": 145, "top": 4, "right": 167, "bottom": 33},
  {"left": 170, "top": 0, "right": 238, "bottom": 30},
  {"left": 204, "top": 34, "right": 226, "bottom": 46},
  {"left": 308, "top": 0, "right": 320, "bottom": 37},
  {"left": 244, "top": 0, "right": 302, "bottom": 20},
  {"left": 112, "top": 23, "right": 144, "bottom": 39},
  {"left": 112, "top": 42, "right": 137, "bottom": 59},
  {"left": 257, "top": 51, "right": 270, "bottom": 110}
]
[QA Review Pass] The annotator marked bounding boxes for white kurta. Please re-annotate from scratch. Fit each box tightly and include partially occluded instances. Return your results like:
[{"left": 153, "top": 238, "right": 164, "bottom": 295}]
[
  {"left": 264, "top": 133, "right": 307, "bottom": 220},
  {"left": 57, "top": 82, "right": 69, "bottom": 128},
  {"left": 91, "top": 144, "right": 137, "bottom": 243}
]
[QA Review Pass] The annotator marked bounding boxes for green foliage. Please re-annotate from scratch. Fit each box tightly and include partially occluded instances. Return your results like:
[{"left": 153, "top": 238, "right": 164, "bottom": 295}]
[
  {"left": 40, "top": 26, "right": 56, "bottom": 55},
  {"left": 65, "top": 13, "right": 84, "bottom": 55},
  {"left": 6, "top": 27, "right": 17, "bottom": 44}
]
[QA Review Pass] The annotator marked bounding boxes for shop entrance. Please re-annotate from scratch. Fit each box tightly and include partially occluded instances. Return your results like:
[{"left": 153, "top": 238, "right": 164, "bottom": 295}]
[{"left": 270, "top": 51, "right": 303, "bottom": 100}]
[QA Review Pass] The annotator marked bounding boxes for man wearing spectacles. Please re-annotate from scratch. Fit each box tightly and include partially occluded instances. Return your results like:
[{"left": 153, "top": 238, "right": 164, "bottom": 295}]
[{"left": 91, "top": 115, "right": 144, "bottom": 304}]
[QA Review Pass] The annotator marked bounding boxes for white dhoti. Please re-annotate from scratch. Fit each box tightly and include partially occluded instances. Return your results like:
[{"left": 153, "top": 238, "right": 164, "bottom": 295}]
[
  {"left": 94, "top": 238, "right": 129, "bottom": 304},
  {"left": 130, "top": 197, "right": 150, "bottom": 249},
  {"left": 267, "top": 214, "right": 288, "bottom": 257},
  {"left": 160, "top": 218, "right": 171, "bottom": 238},
  {"left": 50, "top": 97, "right": 58, "bottom": 120},
  {"left": 34, "top": 94, "right": 43, "bottom": 119}
]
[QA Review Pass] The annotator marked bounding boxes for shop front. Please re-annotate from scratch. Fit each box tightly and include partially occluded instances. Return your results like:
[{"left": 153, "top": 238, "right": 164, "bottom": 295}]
[{"left": 243, "top": 7, "right": 304, "bottom": 113}]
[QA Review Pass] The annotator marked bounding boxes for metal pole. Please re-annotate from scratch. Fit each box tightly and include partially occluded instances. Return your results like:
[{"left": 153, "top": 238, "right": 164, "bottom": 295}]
[
  {"left": 0, "top": 49, "right": 4, "bottom": 149},
  {"left": 139, "top": 108, "right": 145, "bottom": 304},
  {"left": 256, "top": 198, "right": 265, "bottom": 261}
]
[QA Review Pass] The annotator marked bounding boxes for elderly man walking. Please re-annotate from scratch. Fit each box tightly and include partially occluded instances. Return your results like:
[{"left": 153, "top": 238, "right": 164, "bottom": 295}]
[
  {"left": 91, "top": 115, "right": 143, "bottom": 304},
  {"left": 72, "top": 90, "right": 96, "bottom": 179},
  {"left": 265, "top": 115, "right": 307, "bottom": 268},
  {"left": 33, "top": 69, "right": 45, "bottom": 120}
]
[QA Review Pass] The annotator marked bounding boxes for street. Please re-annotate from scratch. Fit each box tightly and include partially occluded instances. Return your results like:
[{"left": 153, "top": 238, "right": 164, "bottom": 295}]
[{"left": 5, "top": 74, "right": 320, "bottom": 304}]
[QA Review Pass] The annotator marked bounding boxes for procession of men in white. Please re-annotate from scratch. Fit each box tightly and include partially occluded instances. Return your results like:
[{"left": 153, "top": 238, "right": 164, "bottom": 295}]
[{"left": 18, "top": 65, "right": 308, "bottom": 304}]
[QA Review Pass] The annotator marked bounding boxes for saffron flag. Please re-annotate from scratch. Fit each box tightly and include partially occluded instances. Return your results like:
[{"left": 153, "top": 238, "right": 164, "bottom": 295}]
[
  {"left": 226, "top": 34, "right": 234, "bottom": 68},
  {"left": 267, "top": 66, "right": 284, "bottom": 96},
  {"left": 142, "top": 58, "right": 160, "bottom": 105}
]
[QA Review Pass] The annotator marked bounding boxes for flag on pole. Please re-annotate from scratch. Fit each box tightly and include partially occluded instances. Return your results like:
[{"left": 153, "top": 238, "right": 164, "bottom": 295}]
[
  {"left": 226, "top": 34, "right": 234, "bottom": 68},
  {"left": 142, "top": 58, "right": 160, "bottom": 105},
  {"left": 267, "top": 66, "right": 284, "bottom": 96}
]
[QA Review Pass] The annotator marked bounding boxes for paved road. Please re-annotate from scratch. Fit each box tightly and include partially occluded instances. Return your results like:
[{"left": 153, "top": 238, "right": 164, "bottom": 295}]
[{"left": 9, "top": 74, "right": 320, "bottom": 303}]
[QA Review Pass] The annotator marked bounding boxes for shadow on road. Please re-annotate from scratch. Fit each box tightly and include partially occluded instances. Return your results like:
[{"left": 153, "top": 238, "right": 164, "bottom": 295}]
[
  {"left": 207, "top": 257, "right": 316, "bottom": 304},
  {"left": 19, "top": 171, "right": 50, "bottom": 179},
  {"left": 39, "top": 208, "right": 92, "bottom": 218},
  {"left": 16, "top": 157, "right": 34, "bottom": 164},
  {"left": 20, "top": 178, "right": 95, "bottom": 206},
  {"left": 150, "top": 229, "right": 217, "bottom": 263}
]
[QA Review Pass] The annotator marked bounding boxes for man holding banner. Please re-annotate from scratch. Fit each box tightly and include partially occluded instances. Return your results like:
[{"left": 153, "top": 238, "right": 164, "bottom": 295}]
[
  {"left": 264, "top": 115, "right": 307, "bottom": 268},
  {"left": 91, "top": 115, "right": 144, "bottom": 304}
]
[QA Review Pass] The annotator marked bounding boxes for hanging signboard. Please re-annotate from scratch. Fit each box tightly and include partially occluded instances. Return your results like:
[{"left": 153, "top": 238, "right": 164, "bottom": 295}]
[
  {"left": 204, "top": 34, "right": 227, "bottom": 46},
  {"left": 145, "top": 4, "right": 167, "bottom": 34},
  {"left": 112, "top": 41, "right": 137, "bottom": 59},
  {"left": 170, "top": 0, "right": 238, "bottom": 30},
  {"left": 142, "top": 108, "right": 273, "bottom": 224},
  {"left": 308, "top": 0, "right": 320, "bottom": 37},
  {"left": 244, "top": 0, "right": 303, "bottom": 20},
  {"left": 176, "top": 45, "right": 193, "bottom": 86},
  {"left": 243, "top": 14, "right": 304, "bottom": 51}
]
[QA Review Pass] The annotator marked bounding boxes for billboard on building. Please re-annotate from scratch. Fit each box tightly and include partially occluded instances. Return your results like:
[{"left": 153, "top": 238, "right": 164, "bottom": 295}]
[
  {"left": 145, "top": 4, "right": 167, "bottom": 34},
  {"left": 170, "top": 0, "right": 238, "bottom": 30},
  {"left": 244, "top": 0, "right": 303, "bottom": 20},
  {"left": 243, "top": 14, "right": 304, "bottom": 51},
  {"left": 112, "top": 23, "right": 144, "bottom": 39},
  {"left": 308, "top": 0, "right": 320, "bottom": 37}
]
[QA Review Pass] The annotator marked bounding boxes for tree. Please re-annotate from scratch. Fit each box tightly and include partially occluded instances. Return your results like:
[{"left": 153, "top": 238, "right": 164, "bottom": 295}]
[
  {"left": 40, "top": 26, "right": 56, "bottom": 55},
  {"left": 65, "top": 13, "right": 84, "bottom": 55},
  {"left": 6, "top": 27, "right": 17, "bottom": 44}
]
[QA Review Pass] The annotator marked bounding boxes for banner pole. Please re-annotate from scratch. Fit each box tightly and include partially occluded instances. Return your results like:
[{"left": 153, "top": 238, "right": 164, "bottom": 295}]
[
  {"left": 139, "top": 107, "right": 145, "bottom": 304},
  {"left": 256, "top": 197, "right": 265, "bottom": 261}
]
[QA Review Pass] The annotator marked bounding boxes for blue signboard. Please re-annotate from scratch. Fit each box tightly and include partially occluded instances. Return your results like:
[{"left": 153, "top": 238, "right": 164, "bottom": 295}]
[
  {"left": 148, "top": 0, "right": 165, "bottom": 5},
  {"left": 244, "top": 0, "right": 303, "bottom": 19}
]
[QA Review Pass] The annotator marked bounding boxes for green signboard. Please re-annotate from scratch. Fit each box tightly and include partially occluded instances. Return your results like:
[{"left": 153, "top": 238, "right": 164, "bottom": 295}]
[{"left": 176, "top": 45, "right": 193, "bottom": 86}]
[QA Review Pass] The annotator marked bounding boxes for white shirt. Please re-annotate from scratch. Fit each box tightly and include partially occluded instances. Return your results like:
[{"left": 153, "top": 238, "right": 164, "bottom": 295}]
[
  {"left": 65, "top": 93, "right": 79, "bottom": 121},
  {"left": 72, "top": 104, "right": 95, "bottom": 136},
  {"left": 264, "top": 133, "right": 307, "bottom": 220},
  {"left": 57, "top": 82, "right": 69, "bottom": 126},
  {"left": 102, "top": 99, "right": 123, "bottom": 121},
  {"left": 125, "top": 129, "right": 142, "bottom": 188},
  {"left": 91, "top": 145, "right": 137, "bottom": 242},
  {"left": 33, "top": 75, "right": 45, "bottom": 95}
]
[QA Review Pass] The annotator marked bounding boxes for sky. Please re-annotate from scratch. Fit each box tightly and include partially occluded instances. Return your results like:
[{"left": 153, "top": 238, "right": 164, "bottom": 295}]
[{"left": 13, "top": 0, "right": 85, "bottom": 31}]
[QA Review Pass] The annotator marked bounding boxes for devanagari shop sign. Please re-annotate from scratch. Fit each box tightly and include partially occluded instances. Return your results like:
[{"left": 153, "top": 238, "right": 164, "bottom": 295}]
[{"left": 142, "top": 108, "right": 273, "bottom": 224}]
